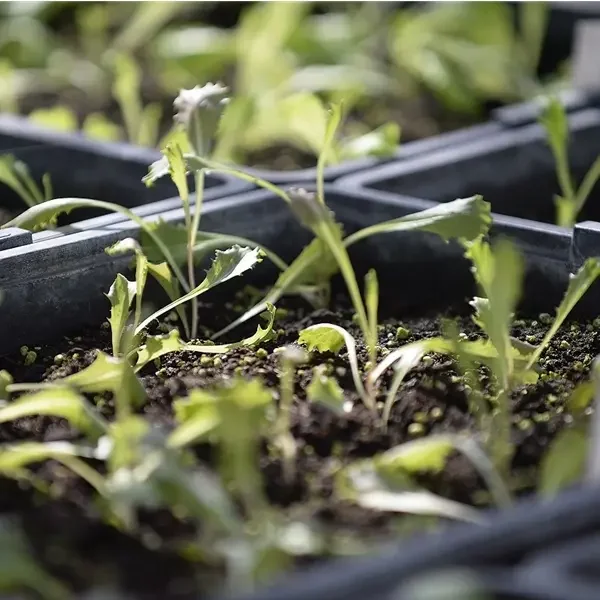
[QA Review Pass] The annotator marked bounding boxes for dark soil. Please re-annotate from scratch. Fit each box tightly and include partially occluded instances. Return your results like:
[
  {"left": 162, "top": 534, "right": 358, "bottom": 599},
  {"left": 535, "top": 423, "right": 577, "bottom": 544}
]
[{"left": 0, "top": 295, "right": 596, "bottom": 599}]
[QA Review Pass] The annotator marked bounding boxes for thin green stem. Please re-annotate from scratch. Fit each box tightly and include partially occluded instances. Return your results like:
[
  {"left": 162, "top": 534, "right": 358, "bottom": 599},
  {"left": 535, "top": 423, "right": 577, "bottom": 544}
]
[
  {"left": 317, "top": 221, "right": 370, "bottom": 355},
  {"left": 189, "top": 169, "right": 205, "bottom": 339}
]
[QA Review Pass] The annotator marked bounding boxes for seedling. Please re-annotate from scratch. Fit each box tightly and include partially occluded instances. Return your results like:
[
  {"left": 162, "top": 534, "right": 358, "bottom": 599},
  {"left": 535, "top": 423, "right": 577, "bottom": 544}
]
[
  {"left": 539, "top": 97, "right": 600, "bottom": 228},
  {"left": 0, "top": 154, "right": 52, "bottom": 209}
]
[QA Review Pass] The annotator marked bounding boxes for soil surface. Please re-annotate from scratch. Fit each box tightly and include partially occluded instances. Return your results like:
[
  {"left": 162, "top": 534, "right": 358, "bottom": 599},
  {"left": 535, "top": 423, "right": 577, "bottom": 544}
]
[{"left": 0, "top": 294, "right": 596, "bottom": 599}]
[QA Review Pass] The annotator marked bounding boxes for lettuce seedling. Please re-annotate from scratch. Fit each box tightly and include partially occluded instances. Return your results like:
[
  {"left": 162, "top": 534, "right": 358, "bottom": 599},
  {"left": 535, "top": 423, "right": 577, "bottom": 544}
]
[
  {"left": 0, "top": 154, "right": 52, "bottom": 209},
  {"left": 539, "top": 97, "right": 600, "bottom": 227},
  {"left": 462, "top": 236, "right": 600, "bottom": 474}
]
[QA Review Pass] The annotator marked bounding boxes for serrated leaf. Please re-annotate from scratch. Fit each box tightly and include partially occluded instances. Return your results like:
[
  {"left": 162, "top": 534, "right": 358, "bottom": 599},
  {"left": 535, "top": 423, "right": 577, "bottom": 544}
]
[
  {"left": 135, "top": 304, "right": 277, "bottom": 371},
  {"left": 135, "top": 245, "right": 262, "bottom": 335},
  {"left": 298, "top": 326, "right": 345, "bottom": 354},
  {"left": 0, "top": 388, "right": 106, "bottom": 439},
  {"left": 106, "top": 273, "right": 137, "bottom": 357},
  {"left": 345, "top": 195, "right": 491, "bottom": 247},
  {"left": 306, "top": 365, "right": 346, "bottom": 414},
  {"left": 134, "top": 329, "right": 182, "bottom": 371},
  {"left": 163, "top": 142, "right": 189, "bottom": 205},
  {"left": 539, "top": 425, "right": 587, "bottom": 496},
  {"left": 527, "top": 258, "right": 600, "bottom": 369}
]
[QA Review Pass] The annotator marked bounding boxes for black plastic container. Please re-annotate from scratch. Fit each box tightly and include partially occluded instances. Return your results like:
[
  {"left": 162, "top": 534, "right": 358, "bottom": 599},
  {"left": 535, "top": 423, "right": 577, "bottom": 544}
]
[
  {"left": 1, "top": 186, "right": 600, "bottom": 600},
  {"left": 0, "top": 114, "right": 249, "bottom": 240},
  {"left": 337, "top": 108, "right": 600, "bottom": 226}
]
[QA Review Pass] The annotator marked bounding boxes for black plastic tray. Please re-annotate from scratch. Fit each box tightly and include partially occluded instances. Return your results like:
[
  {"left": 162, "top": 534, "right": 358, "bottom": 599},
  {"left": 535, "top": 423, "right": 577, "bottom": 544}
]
[
  {"left": 337, "top": 107, "right": 600, "bottom": 226},
  {"left": 1, "top": 186, "right": 599, "bottom": 600},
  {"left": 0, "top": 114, "right": 249, "bottom": 249}
]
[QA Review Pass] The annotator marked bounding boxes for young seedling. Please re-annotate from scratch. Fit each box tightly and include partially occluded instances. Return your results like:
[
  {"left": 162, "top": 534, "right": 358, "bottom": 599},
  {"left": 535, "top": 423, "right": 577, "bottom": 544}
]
[
  {"left": 0, "top": 154, "right": 52, "bottom": 209},
  {"left": 539, "top": 97, "right": 600, "bottom": 228},
  {"left": 273, "top": 346, "right": 307, "bottom": 484},
  {"left": 459, "top": 236, "right": 600, "bottom": 474}
]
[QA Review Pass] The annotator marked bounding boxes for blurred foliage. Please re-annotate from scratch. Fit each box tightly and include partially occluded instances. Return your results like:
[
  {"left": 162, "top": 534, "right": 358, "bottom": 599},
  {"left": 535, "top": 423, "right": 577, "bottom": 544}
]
[{"left": 0, "top": 1, "right": 566, "bottom": 162}]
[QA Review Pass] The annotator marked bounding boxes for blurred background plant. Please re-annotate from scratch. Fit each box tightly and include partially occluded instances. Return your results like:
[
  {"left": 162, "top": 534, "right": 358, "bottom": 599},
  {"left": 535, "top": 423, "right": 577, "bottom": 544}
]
[{"left": 0, "top": 1, "right": 567, "bottom": 169}]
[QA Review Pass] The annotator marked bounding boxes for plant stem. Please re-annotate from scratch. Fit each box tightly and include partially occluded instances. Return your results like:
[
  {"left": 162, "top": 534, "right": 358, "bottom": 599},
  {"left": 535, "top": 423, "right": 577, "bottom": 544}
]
[
  {"left": 276, "top": 356, "right": 298, "bottom": 484},
  {"left": 189, "top": 169, "right": 205, "bottom": 340}
]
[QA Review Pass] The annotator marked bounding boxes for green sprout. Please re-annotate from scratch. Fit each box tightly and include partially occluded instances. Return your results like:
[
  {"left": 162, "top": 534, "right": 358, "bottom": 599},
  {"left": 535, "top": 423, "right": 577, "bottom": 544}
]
[
  {"left": 539, "top": 97, "right": 600, "bottom": 228},
  {"left": 0, "top": 154, "right": 52, "bottom": 209}
]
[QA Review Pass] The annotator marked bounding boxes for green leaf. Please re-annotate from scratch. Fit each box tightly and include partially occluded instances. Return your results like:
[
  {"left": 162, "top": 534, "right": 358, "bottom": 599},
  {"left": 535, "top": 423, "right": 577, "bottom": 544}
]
[
  {"left": 527, "top": 258, "right": 600, "bottom": 369},
  {"left": 106, "top": 273, "right": 137, "bottom": 357},
  {"left": 138, "top": 102, "right": 163, "bottom": 148},
  {"left": 567, "top": 380, "right": 594, "bottom": 418},
  {"left": 134, "top": 303, "right": 276, "bottom": 371},
  {"left": 135, "top": 245, "right": 262, "bottom": 335},
  {"left": 0, "top": 154, "right": 45, "bottom": 208},
  {"left": 134, "top": 329, "right": 182, "bottom": 371},
  {"left": 539, "top": 425, "right": 587, "bottom": 496},
  {"left": 298, "top": 326, "right": 345, "bottom": 354},
  {"left": 112, "top": 53, "right": 142, "bottom": 144},
  {"left": 317, "top": 102, "right": 342, "bottom": 201},
  {"left": 465, "top": 237, "right": 524, "bottom": 389},
  {"left": 364, "top": 269, "right": 379, "bottom": 360},
  {"left": 0, "top": 441, "right": 106, "bottom": 495},
  {"left": 0, "top": 370, "right": 12, "bottom": 402},
  {"left": 213, "top": 235, "right": 338, "bottom": 339},
  {"left": 82, "top": 113, "right": 122, "bottom": 142},
  {"left": 538, "top": 97, "right": 569, "bottom": 158},
  {"left": 338, "top": 457, "right": 482, "bottom": 523},
  {"left": 28, "top": 106, "right": 78, "bottom": 132},
  {"left": 376, "top": 437, "right": 454, "bottom": 476},
  {"left": 299, "top": 323, "right": 370, "bottom": 410},
  {"left": 0, "top": 388, "right": 106, "bottom": 439},
  {"left": 306, "top": 365, "right": 346, "bottom": 414},
  {"left": 169, "top": 378, "right": 272, "bottom": 449},
  {"left": 163, "top": 142, "right": 189, "bottom": 206},
  {"left": 345, "top": 195, "right": 492, "bottom": 247},
  {"left": 339, "top": 122, "right": 400, "bottom": 160},
  {"left": 371, "top": 338, "right": 452, "bottom": 424},
  {"left": 63, "top": 352, "right": 145, "bottom": 411}
]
